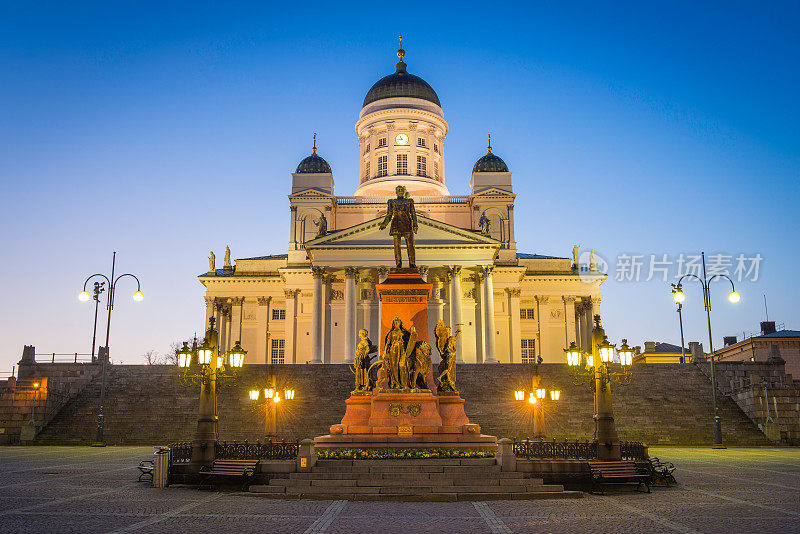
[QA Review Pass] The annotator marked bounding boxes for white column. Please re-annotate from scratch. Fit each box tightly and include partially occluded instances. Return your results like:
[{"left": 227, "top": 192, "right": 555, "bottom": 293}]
[
  {"left": 449, "top": 266, "right": 463, "bottom": 363},
  {"left": 563, "top": 296, "right": 577, "bottom": 347},
  {"left": 482, "top": 266, "right": 497, "bottom": 363},
  {"left": 256, "top": 297, "right": 270, "bottom": 364},
  {"left": 285, "top": 289, "right": 297, "bottom": 364},
  {"left": 231, "top": 297, "right": 244, "bottom": 344},
  {"left": 507, "top": 204, "right": 516, "bottom": 249},
  {"left": 507, "top": 288, "right": 521, "bottom": 363},
  {"left": 344, "top": 267, "right": 358, "bottom": 363},
  {"left": 311, "top": 267, "right": 324, "bottom": 364},
  {"left": 289, "top": 206, "right": 298, "bottom": 249}
]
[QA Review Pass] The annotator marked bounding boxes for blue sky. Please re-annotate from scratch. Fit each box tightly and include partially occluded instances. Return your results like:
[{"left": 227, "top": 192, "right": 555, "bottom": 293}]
[{"left": 1, "top": 2, "right": 798, "bottom": 370}]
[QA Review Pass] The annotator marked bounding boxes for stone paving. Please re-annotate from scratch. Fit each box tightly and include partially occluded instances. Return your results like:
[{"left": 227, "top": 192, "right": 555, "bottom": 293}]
[{"left": 0, "top": 446, "right": 799, "bottom": 533}]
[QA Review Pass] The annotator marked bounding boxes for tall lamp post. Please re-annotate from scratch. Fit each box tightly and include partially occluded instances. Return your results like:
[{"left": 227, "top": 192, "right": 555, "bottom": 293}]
[
  {"left": 671, "top": 283, "right": 687, "bottom": 364},
  {"left": 564, "top": 316, "right": 634, "bottom": 461},
  {"left": 177, "top": 317, "right": 246, "bottom": 467},
  {"left": 514, "top": 385, "right": 560, "bottom": 439},
  {"left": 671, "top": 251, "right": 740, "bottom": 449},
  {"left": 249, "top": 386, "right": 296, "bottom": 439},
  {"left": 79, "top": 252, "right": 143, "bottom": 446}
]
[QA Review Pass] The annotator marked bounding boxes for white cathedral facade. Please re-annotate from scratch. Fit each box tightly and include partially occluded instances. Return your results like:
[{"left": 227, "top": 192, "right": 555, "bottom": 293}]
[{"left": 200, "top": 45, "right": 605, "bottom": 366}]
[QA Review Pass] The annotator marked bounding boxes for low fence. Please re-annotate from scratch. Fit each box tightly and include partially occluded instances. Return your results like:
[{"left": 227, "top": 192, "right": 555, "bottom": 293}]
[
  {"left": 34, "top": 353, "right": 94, "bottom": 364},
  {"left": 168, "top": 440, "right": 300, "bottom": 464},
  {"left": 512, "top": 438, "right": 648, "bottom": 461}
]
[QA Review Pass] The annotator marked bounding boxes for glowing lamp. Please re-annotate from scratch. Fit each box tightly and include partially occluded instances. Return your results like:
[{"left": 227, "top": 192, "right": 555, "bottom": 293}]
[
  {"left": 216, "top": 356, "right": 224, "bottom": 369},
  {"left": 132, "top": 290, "right": 144, "bottom": 302},
  {"left": 672, "top": 284, "right": 685, "bottom": 303},
  {"left": 177, "top": 342, "right": 192, "bottom": 368},
  {"left": 728, "top": 291, "right": 740, "bottom": 303},
  {"left": 536, "top": 388, "right": 546, "bottom": 399},
  {"left": 618, "top": 339, "right": 634, "bottom": 367},
  {"left": 197, "top": 341, "right": 212, "bottom": 366},
  {"left": 265, "top": 388, "right": 275, "bottom": 399},
  {"left": 78, "top": 291, "right": 91, "bottom": 302},
  {"left": 273, "top": 394, "right": 281, "bottom": 403},
  {"left": 564, "top": 342, "right": 583, "bottom": 367},
  {"left": 284, "top": 389, "right": 295, "bottom": 400},
  {"left": 514, "top": 390, "right": 525, "bottom": 401},
  {"left": 228, "top": 341, "right": 246, "bottom": 368},
  {"left": 550, "top": 390, "right": 560, "bottom": 401},
  {"left": 248, "top": 389, "right": 259, "bottom": 401},
  {"left": 598, "top": 338, "right": 615, "bottom": 363},
  {"left": 585, "top": 354, "right": 594, "bottom": 368},
  {"left": 33, "top": 382, "right": 39, "bottom": 389},
  {"left": 528, "top": 393, "right": 536, "bottom": 404}
]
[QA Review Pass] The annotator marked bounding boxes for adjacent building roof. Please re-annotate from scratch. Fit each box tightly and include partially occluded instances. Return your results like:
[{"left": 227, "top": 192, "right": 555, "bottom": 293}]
[
  {"left": 295, "top": 153, "right": 331, "bottom": 174},
  {"left": 517, "top": 252, "right": 567, "bottom": 260},
  {"left": 646, "top": 342, "right": 689, "bottom": 354},
  {"left": 758, "top": 330, "right": 800, "bottom": 339},
  {"left": 237, "top": 254, "right": 289, "bottom": 261},
  {"left": 473, "top": 152, "right": 509, "bottom": 173}
]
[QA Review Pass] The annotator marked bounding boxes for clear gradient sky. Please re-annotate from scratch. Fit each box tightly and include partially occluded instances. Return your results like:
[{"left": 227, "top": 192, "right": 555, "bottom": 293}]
[{"left": 1, "top": 2, "right": 798, "bottom": 372}]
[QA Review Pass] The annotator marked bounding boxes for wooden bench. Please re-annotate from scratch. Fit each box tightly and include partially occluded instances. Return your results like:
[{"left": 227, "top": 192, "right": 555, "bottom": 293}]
[
  {"left": 198, "top": 459, "right": 260, "bottom": 491},
  {"left": 648, "top": 457, "right": 676, "bottom": 486},
  {"left": 137, "top": 460, "right": 154, "bottom": 482},
  {"left": 588, "top": 460, "right": 650, "bottom": 495}
]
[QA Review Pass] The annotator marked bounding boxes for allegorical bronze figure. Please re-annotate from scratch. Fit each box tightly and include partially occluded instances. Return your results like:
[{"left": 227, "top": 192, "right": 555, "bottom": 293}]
[
  {"left": 350, "top": 329, "right": 377, "bottom": 394},
  {"left": 435, "top": 319, "right": 461, "bottom": 393},
  {"left": 378, "top": 185, "right": 418, "bottom": 268}
]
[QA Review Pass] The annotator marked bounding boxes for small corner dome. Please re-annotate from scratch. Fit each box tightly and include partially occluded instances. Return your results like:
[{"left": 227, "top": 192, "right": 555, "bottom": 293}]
[
  {"left": 473, "top": 152, "right": 508, "bottom": 173},
  {"left": 295, "top": 153, "right": 331, "bottom": 174},
  {"left": 363, "top": 60, "right": 440, "bottom": 108}
]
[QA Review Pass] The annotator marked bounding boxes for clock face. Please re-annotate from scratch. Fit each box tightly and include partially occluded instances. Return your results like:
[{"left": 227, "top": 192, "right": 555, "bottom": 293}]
[{"left": 395, "top": 133, "right": 409, "bottom": 145}]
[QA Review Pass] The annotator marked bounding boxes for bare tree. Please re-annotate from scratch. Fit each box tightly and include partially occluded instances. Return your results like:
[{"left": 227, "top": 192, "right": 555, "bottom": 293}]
[{"left": 143, "top": 350, "right": 160, "bottom": 365}]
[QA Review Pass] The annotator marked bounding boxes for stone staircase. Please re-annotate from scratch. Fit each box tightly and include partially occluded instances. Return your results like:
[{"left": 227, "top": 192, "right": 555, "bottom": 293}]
[{"left": 249, "top": 458, "right": 583, "bottom": 501}]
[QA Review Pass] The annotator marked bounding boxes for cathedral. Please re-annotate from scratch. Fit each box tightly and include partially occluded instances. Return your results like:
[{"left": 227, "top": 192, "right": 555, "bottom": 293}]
[{"left": 200, "top": 43, "right": 605, "bottom": 366}]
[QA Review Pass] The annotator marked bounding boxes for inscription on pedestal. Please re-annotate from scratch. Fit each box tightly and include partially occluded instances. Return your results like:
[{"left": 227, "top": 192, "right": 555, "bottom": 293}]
[
  {"left": 398, "top": 425, "right": 413, "bottom": 436},
  {"left": 389, "top": 403, "right": 422, "bottom": 417}
]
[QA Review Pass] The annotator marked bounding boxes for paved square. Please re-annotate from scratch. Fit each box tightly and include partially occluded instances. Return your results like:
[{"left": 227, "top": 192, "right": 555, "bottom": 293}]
[{"left": 1, "top": 446, "right": 798, "bottom": 533}]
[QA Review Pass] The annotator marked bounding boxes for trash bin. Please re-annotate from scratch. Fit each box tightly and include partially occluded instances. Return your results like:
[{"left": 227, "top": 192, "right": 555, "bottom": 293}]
[{"left": 153, "top": 446, "right": 170, "bottom": 488}]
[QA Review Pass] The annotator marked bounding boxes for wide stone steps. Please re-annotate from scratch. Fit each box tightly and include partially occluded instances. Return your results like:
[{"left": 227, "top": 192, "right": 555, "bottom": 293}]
[{"left": 249, "top": 459, "right": 583, "bottom": 501}]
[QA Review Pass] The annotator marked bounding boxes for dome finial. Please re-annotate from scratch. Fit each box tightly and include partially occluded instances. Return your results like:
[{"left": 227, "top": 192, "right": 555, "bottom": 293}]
[
  {"left": 487, "top": 133, "right": 492, "bottom": 153},
  {"left": 396, "top": 34, "right": 407, "bottom": 73},
  {"left": 312, "top": 132, "right": 317, "bottom": 154}
]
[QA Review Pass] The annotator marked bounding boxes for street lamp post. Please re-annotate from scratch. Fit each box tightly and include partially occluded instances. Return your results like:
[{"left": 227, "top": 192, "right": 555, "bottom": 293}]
[
  {"left": 514, "top": 383, "right": 560, "bottom": 439},
  {"left": 79, "top": 252, "right": 143, "bottom": 446},
  {"left": 29, "top": 381, "right": 40, "bottom": 425},
  {"left": 671, "top": 283, "right": 687, "bottom": 364},
  {"left": 671, "top": 251, "right": 740, "bottom": 449},
  {"left": 249, "top": 385, "right": 295, "bottom": 440},
  {"left": 564, "top": 316, "right": 633, "bottom": 461},
  {"left": 177, "top": 318, "right": 246, "bottom": 467}
]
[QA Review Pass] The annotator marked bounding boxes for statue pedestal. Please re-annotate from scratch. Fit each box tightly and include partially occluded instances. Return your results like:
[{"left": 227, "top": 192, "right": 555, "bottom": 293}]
[{"left": 316, "top": 268, "right": 495, "bottom": 451}]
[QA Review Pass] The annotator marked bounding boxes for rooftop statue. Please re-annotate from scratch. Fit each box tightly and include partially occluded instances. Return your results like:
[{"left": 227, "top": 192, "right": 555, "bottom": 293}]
[
  {"left": 315, "top": 213, "right": 328, "bottom": 238},
  {"left": 378, "top": 185, "right": 418, "bottom": 268},
  {"left": 224, "top": 246, "right": 231, "bottom": 269},
  {"left": 208, "top": 251, "right": 215, "bottom": 272},
  {"left": 478, "top": 212, "right": 491, "bottom": 236}
]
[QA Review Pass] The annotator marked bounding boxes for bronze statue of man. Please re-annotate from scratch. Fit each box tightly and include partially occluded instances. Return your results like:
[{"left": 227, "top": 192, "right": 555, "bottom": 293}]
[{"left": 378, "top": 185, "right": 418, "bottom": 268}]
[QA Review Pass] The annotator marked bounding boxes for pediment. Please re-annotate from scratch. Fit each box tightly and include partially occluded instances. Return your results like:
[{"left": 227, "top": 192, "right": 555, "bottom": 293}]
[
  {"left": 306, "top": 216, "right": 499, "bottom": 248},
  {"left": 303, "top": 216, "right": 500, "bottom": 267},
  {"left": 289, "top": 189, "right": 335, "bottom": 199},
  {"left": 471, "top": 187, "right": 516, "bottom": 199}
]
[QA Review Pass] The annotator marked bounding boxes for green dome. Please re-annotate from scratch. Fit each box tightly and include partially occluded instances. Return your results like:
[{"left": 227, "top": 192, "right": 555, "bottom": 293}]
[
  {"left": 295, "top": 152, "right": 331, "bottom": 174},
  {"left": 363, "top": 61, "right": 441, "bottom": 108},
  {"left": 473, "top": 152, "right": 508, "bottom": 173}
]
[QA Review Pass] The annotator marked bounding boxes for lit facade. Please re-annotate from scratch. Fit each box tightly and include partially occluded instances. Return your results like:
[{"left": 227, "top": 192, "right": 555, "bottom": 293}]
[{"left": 199, "top": 46, "right": 605, "bottom": 366}]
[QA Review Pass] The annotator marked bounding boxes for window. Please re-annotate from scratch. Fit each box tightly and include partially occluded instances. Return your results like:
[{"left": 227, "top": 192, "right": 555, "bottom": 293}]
[
  {"left": 520, "top": 309, "right": 535, "bottom": 320},
  {"left": 364, "top": 162, "right": 370, "bottom": 181},
  {"left": 416, "top": 156, "right": 427, "bottom": 177},
  {"left": 434, "top": 143, "right": 439, "bottom": 154},
  {"left": 272, "top": 309, "right": 286, "bottom": 320},
  {"left": 271, "top": 339, "right": 285, "bottom": 364},
  {"left": 521, "top": 339, "right": 536, "bottom": 363},
  {"left": 417, "top": 137, "right": 426, "bottom": 148},
  {"left": 378, "top": 156, "right": 388, "bottom": 177},
  {"left": 364, "top": 143, "right": 370, "bottom": 154},
  {"left": 396, "top": 154, "right": 408, "bottom": 175},
  {"left": 434, "top": 161, "right": 439, "bottom": 180},
  {"left": 378, "top": 137, "right": 387, "bottom": 148}
]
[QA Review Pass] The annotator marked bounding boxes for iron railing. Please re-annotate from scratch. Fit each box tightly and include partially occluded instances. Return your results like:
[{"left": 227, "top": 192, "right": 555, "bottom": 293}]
[
  {"left": 512, "top": 438, "right": 648, "bottom": 460},
  {"left": 216, "top": 440, "right": 300, "bottom": 460},
  {"left": 34, "top": 353, "right": 93, "bottom": 364},
  {"left": 168, "top": 442, "right": 192, "bottom": 464}
]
